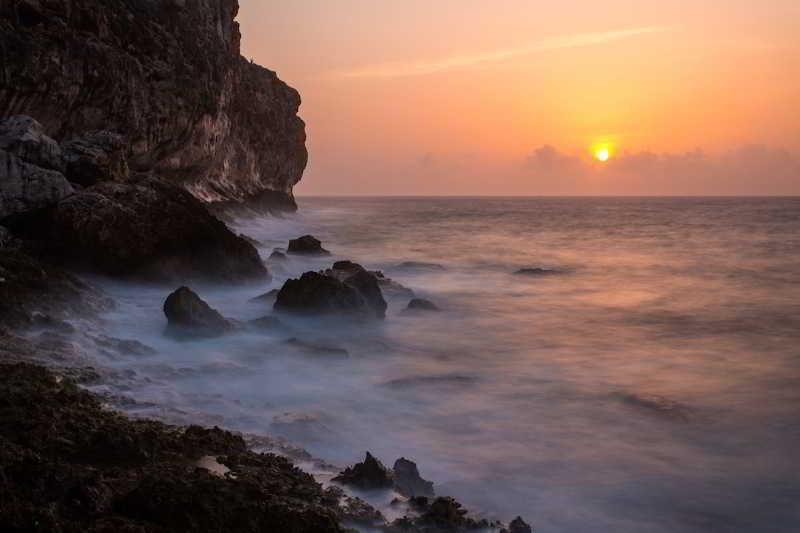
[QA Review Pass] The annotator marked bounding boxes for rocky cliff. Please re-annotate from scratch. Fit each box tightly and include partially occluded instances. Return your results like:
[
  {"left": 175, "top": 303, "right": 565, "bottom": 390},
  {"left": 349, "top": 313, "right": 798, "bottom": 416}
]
[{"left": 0, "top": 0, "right": 306, "bottom": 209}]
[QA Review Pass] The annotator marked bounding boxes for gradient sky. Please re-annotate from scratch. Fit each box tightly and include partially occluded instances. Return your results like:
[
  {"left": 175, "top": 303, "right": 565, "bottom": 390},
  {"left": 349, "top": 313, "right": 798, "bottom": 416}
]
[{"left": 238, "top": 0, "right": 800, "bottom": 195}]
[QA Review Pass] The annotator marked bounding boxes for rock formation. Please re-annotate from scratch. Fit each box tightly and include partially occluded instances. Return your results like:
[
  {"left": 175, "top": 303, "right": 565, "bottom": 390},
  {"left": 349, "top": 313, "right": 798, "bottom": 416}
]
[
  {"left": 0, "top": 0, "right": 306, "bottom": 209},
  {"left": 393, "top": 457, "right": 435, "bottom": 498},
  {"left": 332, "top": 452, "right": 394, "bottom": 490},
  {"left": 288, "top": 235, "right": 330, "bottom": 255},
  {"left": 163, "top": 286, "right": 233, "bottom": 338}
]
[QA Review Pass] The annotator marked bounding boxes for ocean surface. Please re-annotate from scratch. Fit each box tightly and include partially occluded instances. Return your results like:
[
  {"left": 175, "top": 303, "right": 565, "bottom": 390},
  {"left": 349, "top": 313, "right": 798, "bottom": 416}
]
[{"left": 86, "top": 197, "right": 800, "bottom": 531}]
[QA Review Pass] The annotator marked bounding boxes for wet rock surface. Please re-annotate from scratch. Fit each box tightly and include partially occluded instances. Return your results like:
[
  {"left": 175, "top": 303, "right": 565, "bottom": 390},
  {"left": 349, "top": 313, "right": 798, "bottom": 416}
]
[
  {"left": 0, "top": 362, "right": 343, "bottom": 532},
  {"left": 7, "top": 175, "right": 268, "bottom": 281},
  {"left": 275, "top": 267, "right": 387, "bottom": 319},
  {"left": 332, "top": 451, "right": 394, "bottom": 490},
  {"left": 163, "top": 286, "right": 234, "bottom": 338},
  {"left": 288, "top": 234, "right": 330, "bottom": 255},
  {"left": 0, "top": 0, "right": 307, "bottom": 206}
]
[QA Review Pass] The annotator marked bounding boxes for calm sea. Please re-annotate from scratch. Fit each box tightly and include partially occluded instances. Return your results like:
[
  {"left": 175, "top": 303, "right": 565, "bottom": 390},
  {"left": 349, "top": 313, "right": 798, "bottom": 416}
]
[{"left": 90, "top": 197, "right": 800, "bottom": 531}]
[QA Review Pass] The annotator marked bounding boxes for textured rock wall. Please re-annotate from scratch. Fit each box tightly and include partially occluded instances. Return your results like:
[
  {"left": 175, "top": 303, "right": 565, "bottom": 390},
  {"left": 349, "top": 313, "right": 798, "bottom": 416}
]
[{"left": 0, "top": 0, "right": 306, "bottom": 208}]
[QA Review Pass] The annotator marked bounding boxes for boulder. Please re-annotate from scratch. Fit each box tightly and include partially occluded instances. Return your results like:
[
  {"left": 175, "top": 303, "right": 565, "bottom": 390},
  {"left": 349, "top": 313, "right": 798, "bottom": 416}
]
[
  {"left": 392, "top": 458, "right": 434, "bottom": 498},
  {"left": 405, "top": 298, "right": 440, "bottom": 312},
  {"left": 508, "top": 516, "right": 534, "bottom": 533},
  {"left": 341, "top": 269, "right": 387, "bottom": 318},
  {"left": 274, "top": 268, "right": 386, "bottom": 319},
  {"left": 332, "top": 452, "right": 393, "bottom": 490},
  {"left": 0, "top": 150, "right": 74, "bottom": 219},
  {"left": 268, "top": 250, "right": 288, "bottom": 261},
  {"left": 287, "top": 235, "right": 329, "bottom": 255},
  {"left": 6, "top": 175, "right": 267, "bottom": 281},
  {"left": 62, "top": 131, "right": 130, "bottom": 186},
  {"left": 163, "top": 287, "right": 233, "bottom": 338},
  {"left": 0, "top": 115, "right": 64, "bottom": 172}
]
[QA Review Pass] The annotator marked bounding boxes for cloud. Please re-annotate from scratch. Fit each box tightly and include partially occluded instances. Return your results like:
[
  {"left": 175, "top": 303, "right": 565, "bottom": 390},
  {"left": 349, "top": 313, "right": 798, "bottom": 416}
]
[
  {"left": 520, "top": 145, "right": 800, "bottom": 195},
  {"left": 336, "top": 26, "right": 671, "bottom": 79}
]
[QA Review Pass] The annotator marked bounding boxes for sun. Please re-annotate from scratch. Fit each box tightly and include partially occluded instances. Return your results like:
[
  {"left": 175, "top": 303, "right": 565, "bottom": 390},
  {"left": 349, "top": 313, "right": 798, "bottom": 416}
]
[{"left": 594, "top": 146, "right": 611, "bottom": 162}]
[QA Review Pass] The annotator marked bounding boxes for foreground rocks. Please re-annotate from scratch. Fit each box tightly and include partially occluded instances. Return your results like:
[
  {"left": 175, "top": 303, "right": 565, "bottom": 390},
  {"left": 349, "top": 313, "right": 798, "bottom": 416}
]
[
  {"left": 275, "top": 262, "right": 387, "bottom": 319},
  {"left": 0, "top": 0, "right": 307, "bottom": 208},
  {"left": 163, "top": 287, "right": 234, "bottom": 338},
  {"left": 7, "top": 175, "right": 268, "bottom": 281},
  {"left": 288, "top": 234, "right": 330, "bottom": 255},
  {"left": 0, "top": 362, "right": 342, "bottom": 532}
]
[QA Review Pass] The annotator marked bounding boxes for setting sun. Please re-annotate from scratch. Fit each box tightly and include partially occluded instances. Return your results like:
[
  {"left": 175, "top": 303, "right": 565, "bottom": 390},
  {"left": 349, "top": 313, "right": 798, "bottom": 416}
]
[{"left": 595, "top": 147, "right": 610, "bottom": 162}]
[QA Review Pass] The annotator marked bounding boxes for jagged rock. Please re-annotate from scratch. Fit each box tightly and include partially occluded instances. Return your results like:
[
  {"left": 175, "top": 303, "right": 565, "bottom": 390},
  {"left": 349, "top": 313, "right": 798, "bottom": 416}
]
[
  {"left": 332, "top": 452, "right": 394, "bottom": 490},
  {"left": 269, "top": 250, "right": 288, "bottom": 261},
  {"left": 421, "top": 497, "right": 470, "bottom": 529},
  {"left": 288, "top": 235, "right": 329, "bottom": 255},
  {"left": 7, "top": 175, "right": 267, "bottom": 281},
  {"left": 0, "top": 0, "right": 306, "bottom": 207},
  {"left": 405, "top": 298, "right": 440, "bottom": 312},
  {"left": 62, "top": 130, "right": 129, "bottom": 186},
  {"left": 0, "top": 115, "right": 63, "bottom": 171},
  {"left": 514, "top": 267, "right": 559, "bottom": 276},
  {"left": 163, "top": 286, "right": 233, "bottom": 338},
  {"left": 274, "top": 270, "right": 386, "bottom": 319},
  {"left": 507, "top": 516, "right": 533, "bottom": 533},
  {"left": 0, "top": 362, "right": 342, "bottom": 532},
  {"left": 0, "top": 149, "right": 74, "bottom": 219},
  {"left": 393, "top": 458, "right": 435, "bottom": 498}
]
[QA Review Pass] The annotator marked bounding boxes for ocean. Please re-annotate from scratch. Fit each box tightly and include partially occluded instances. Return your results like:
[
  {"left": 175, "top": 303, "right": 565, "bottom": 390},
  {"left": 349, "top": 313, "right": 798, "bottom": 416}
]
[{"left": 86, "top": 197, "right": 800, "bottom": 531}]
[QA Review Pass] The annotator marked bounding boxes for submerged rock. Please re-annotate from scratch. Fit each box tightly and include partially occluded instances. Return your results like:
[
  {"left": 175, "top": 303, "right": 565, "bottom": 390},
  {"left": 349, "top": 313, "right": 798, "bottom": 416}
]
[
  {"left": 393, "top": 457, "right": 435, "bottom": 498},
  {"left": 405, "top": 298, "right": 440, "bottom": 312},
  {"left": 514, "top": 267, "right": 559, "bottom": 276},
  {"left": 274, "top": 269, "right": 386, "bottom": 319},
  {"left": 507, "top": 516, "right": 534, "bottom": 533},
  {"left": 332, "top": 452, "right": 394, "bottom": 490},
  {"left": 618, "top": 393, "right": 692, "bottom": 422},
  {"left": 288, "top": 235, "right": 330, "bottom": 255},
  {"left": 269, "top": 250, "right": 288, "bottom": 261},
  {"left": 249, "top": 315, "right": 286, "bottom": 331},
  {"left": 163, "top": 287, "right": 233, "bottom": 338},
  {"left": 395, "top": 261, "right": 446, "bottom": 272},
  {"left": 286, "top": 338, "right": 349, "bottom": 359},
  {"left": 7, "top": 175, "right": 267, "bottom": 281}
]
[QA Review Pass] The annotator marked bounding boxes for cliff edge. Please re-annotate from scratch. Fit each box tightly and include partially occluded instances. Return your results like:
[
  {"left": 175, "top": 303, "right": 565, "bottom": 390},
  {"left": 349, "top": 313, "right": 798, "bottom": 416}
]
[{"left": 0, "top": 0, "right": 306, "bottom": 209}]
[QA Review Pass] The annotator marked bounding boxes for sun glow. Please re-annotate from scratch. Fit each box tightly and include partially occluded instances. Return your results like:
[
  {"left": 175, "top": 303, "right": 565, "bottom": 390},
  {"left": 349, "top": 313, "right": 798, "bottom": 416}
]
[{"left": 592, "top": 143, "right": 614, "bottom": 162}]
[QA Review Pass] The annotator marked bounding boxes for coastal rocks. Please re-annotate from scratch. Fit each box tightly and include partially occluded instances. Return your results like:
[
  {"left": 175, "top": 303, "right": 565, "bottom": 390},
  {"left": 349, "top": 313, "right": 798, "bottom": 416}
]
[
  {"left": 405, "top": 298, "right": 440, "bottom": 312},
  {"left": 0, "top": 362, "right": 342, "bottom": 532},
  {"left": 0, "top": 149, "right": 74, "bottom": 218},
  {"left": 505, "top": 516, "right": 534, "bottom": 533},
  {"left": 274, "top": 267, "right": 387, "bottom": 319},
  {"left": 0, "top": 0, "right": 307, "bottom": 206},
  {"left": 514, "top": 267, "right": 559, "bottom": 276},
  {"left": 332, "top": 452, "right": 394, "bottom": 490},
  {"left": 288, "top": 234, "right": 330, "bottom": 255},
  {"left": 163, "top": 287, "right": 233, "bottom": 338},
  {"left": 393, "top": 457, "right": 435, "bottom": 498},
  {"left": 269, "top": 250, "right": 288, "bottom": 261},
  {"left": 9, "top": 175, "right": 267, "bottom": 281},
  {"left": 62, "top": 130, "right": 129, "bottom": 186},
  {"left": 0, "top": 115, "right": 63, "bottom": 171}
]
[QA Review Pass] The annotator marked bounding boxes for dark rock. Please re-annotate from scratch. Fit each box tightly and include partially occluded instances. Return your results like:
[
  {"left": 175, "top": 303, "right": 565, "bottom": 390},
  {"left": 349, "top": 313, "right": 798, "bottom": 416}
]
[
  {"left": 0, "top": 149, "right": 74, "bottom": 218},
  {"left": 393, "top": 457, "right": 435, "bottom": 498},
  {"left": 288, "top": 235, "right": 329, "bottom": 255},
  {"left": 508, "top": 516, "right": 534, "bottom": 533},
  {"left": 0, "top": 225, "right": 12, "bottom": 247},
  {"left": 405, "top": 298, "right": 440, "bottom": 312},
  {"left": 377, "top": 277, "right": 415, "bottom": 299},
  {"left": 250, "top": 288, "right": 280, "bottom": 303},
  {"left": 331, "top": 260, "right": 365, "bottom": 274},
  {"left": 7, "top": 176, "right": 267, "bottom": 281},
  {"left": 0, "top": 115, "right": 64, "bottom": 171},
  {"left": 0, "top": 1, "right": 307, "bottom": 205},
  {"left": 395, "top": 261, "right": 446, "bottom": 272},
  {"left": 163, "top": 287, "right": 233, "bottom": 338},
  {"left": 0, "top": 362, "right": 342, "bottom": 532},
  {"left": 286, "top": 338, "right": 349, "bottom": 359},
  {"left": 248, "top": 315, "right": 286, "bottom": 331},
  {"left": 421, "top": 497, "right": 469, "bottom": 529},
  {"left": 269, "top": 250, "right": 288, "bottom": 261},
  {"left": 514, "top": 267, "right": 559, "bottom": 276},
  {"left": 332, "top": 452, "right": 394, "bottom": 490},
  {"left": 62, "top": 130, "right": 129, "bottom": 186},
  {"left": 274, "top": 270, "right": 386, "bottom": 319},
  {"left": 618, "top": 393, "right": 692, "bottom": 422},
  {"left": 239, "top": 233, "right": 262, "bottom": 247}
]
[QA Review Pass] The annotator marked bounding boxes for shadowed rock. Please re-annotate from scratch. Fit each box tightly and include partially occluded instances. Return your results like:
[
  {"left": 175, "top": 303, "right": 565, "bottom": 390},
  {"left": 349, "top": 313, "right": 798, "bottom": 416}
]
[
  {"left": 507, "top": 516, "right": 534, "bottom": 533},
  {"left": 0, "top": 149, "right": 74, "bottom": 219},
  {"left": 405, "top": 298, "right": 440, "bottom": 312},
  {"left": 0, "top": 115, "right": 64, "bottom": 171},
  {"left": 514, "top": 267, "right": 560, "bottom": 276},
  {"left": 163, "top": 287, "right": 233, "bottom": 338},
  {"left": 288, "top": 235, "right": 330, "bottom": 255},
  {"left": 62, "top": 130, "right": 129, "bottom": 186},
  {"left": 7, "top": 176, "right": 267, "bottom": 281},
  {"left": 274, "top": 268, "right": 386, "bottom": 319},
  {"left": 250, "top": 289, "right": 280, "bottom": 303},
  {"left": 269, "top": 250, "right": 288, "bottom": 261},
  {"left": 393, "top": 457, "right": 434, "bottom": 498},
  {"left": 332, "top": 452, "right": 393, "bottom": 490}
]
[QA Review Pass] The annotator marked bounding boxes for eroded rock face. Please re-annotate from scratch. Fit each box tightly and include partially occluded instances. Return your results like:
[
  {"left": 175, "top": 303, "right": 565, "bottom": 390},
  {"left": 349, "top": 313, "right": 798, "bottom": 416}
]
[
  {"left": 0, "top": 0, "right": 307, "bottom": 208},
  {"left": 7, "top": 175, "right": 268, "bottom": 281},
  {"left": 0, "top": 149, "right": 74, "bottom": 218},
  {"left": 163, "top": 286, "right": 233, "bottom": 338},
  {"left": 62, "top": 130, "right": 129, "bottom": 186},
  {"left": 0, "top": 115, "right": 63, "bottom": 171}
]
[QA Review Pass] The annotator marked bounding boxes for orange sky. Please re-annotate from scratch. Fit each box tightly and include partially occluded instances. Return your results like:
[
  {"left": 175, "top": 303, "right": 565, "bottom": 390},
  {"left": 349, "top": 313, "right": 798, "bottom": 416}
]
[{"left": 238, "top": 0, "right": 800, "bottom": 195}]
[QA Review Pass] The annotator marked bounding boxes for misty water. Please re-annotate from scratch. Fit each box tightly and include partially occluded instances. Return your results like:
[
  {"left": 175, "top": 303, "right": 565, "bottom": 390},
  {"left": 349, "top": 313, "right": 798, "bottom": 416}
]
[{"left": 80, "top": 197, "right": 799, "bottom": 531}]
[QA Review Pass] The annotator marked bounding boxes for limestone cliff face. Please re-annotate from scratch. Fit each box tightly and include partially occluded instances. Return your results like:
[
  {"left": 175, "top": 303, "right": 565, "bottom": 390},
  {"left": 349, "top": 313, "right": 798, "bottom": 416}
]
[{"left": 0, "top": 0, "right": 306, "bottom": 208}]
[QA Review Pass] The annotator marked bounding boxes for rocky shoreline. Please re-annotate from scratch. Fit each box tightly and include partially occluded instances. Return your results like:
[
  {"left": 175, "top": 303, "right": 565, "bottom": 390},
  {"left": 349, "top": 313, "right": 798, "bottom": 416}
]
[{"left": 0, "top": 1, "right": 533, "bottom": 530}]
